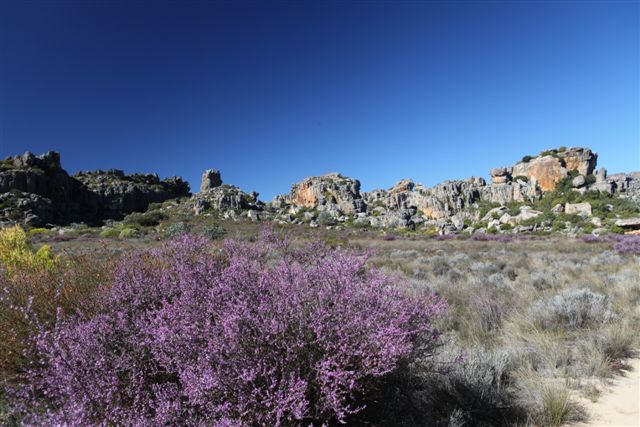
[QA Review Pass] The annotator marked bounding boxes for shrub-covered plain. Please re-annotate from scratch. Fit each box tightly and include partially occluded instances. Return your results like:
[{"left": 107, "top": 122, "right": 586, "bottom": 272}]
[
  {"left": 1, "top": 224, "right": 639, "bottom": 426},
  {"left": 1, "top": 228, "right": 445, "bottom": 426}
]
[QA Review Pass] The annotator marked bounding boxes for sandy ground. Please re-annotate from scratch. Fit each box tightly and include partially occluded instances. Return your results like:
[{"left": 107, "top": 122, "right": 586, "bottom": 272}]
[{"left": 577, "top": 357, "right": 639, "bottom": 427}]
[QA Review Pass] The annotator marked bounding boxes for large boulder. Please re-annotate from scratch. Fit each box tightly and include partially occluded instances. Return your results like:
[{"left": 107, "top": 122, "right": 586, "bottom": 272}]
[
  {"left": 565, "top": 202, "right": 592, "bottom": 216},
  {"left": 562, "top": 147, "right": 597, "bottom": 176},
  {"left": 512, "top": 155, "right": 566, "bottom": 192},
  {"left": 511, "top": 147, "right": 598, "bottom": 192}
]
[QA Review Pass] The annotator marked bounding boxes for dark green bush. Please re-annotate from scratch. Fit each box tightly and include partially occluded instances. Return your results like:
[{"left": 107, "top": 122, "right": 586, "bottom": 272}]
[
  {"left": 317, "top": 211, "right": 337, "bottom": 226},
  {"left": 203, "top": 223, "right": 227, "bottom": 240},
  {"left": 124, "top": 210, "right": 166, "bottom": 227}
]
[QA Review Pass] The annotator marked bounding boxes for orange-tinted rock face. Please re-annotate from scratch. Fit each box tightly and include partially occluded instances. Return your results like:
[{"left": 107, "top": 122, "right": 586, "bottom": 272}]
[
  {"left": 419, "top": 206, "right": 447, "bottom": 220},
  {"left": 292, "top": 185, "right": 317, "bottom": 207},
  {"left": 389, "top": 179, "right": 415, "bottom": 194},
  {"left": 562, "top": 148, "right": 597, "bottom": 176},
  {"left": 512, "top": 156, "right": 566, "bottom": 192}
]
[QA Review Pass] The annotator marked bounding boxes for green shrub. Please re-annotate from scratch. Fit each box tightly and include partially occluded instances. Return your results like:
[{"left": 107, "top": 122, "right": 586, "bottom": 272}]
[
  {"left": 521, "top": 155, "right": 533, "bottom": 163},
  {"left": 27, "top": 227, "right": 48, "bottom": 237},
  {"left": 118, "top": 228, "right": 140, "bottom": 239},
  {"left": 317, "top": 211, "right": 337, "bottom": 226},
  {"left": 99, "top": 228, "right": 121, "bottom": 239},
  {"left": 203, "top": 223, "right": 227, "bottom": 240},
  {"left": 124, "top": 210, "right": 166, "bottom": 227},
  {"left": 165, "top": 221, "right": 191, "bottom": 238},
  {"left": 0, "top": 226, "right": 57, "bottom": 276}
]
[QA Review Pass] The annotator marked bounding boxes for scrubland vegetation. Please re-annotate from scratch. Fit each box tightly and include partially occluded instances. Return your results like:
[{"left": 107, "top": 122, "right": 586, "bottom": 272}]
[{"left": 0, "top": 222, "right": 638, "bottom": 426}]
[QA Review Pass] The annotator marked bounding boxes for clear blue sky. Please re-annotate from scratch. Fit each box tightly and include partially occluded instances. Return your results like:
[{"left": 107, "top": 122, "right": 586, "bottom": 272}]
[{"left": 1, "top": 0, "right": 638, "bottom": 200}]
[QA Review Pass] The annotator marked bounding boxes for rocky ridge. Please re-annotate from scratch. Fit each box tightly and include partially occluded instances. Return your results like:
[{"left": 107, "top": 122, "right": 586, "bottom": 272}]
[
  {"left": 0, "top": 151, "right": 190, "bottom": 227},
  {"left": 266, "top": 147, "right": 639, "bottom": 234},
  {"left": 2, "top": 147, "right": 639, "bottom": 235}
]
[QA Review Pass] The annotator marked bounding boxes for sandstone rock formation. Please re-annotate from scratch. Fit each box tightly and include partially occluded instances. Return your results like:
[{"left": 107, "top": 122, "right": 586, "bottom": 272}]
[
  {"left": 510, "top": 148, "right": 597, "bottom": 192},
  {"left": 0, "top": 151, "right": 190, "bottom": 226},
  {"left": 270, "top": 146, "right": 636, "bottom": 234},
  {"left": 200, "top": 169, "right": 222, "bottom": 192},
  {"left": 274, "top": 173, "right": 366, "bottom": 215},
  {"left": 191, "top": 169, "right": 260, "bottom": 215},
  {"left": 74, "top": 170, "right": 190, "bottom": 221}
]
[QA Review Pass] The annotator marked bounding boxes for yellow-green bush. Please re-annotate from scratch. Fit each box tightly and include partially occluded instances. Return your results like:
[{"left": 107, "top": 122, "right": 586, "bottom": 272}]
[{"left": 0, "top": 226, "right": 57, "bottom": 276}]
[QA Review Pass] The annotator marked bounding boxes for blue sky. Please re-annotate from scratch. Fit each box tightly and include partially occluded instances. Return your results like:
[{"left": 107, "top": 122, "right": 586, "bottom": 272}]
[{"left": 0, "top": 0, "right": 638, "bottom": 200}]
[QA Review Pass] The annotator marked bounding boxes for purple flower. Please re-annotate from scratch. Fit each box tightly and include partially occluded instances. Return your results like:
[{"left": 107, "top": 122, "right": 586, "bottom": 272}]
[{"left": 9, "top": 228, "right": 446, "bottom": 426}]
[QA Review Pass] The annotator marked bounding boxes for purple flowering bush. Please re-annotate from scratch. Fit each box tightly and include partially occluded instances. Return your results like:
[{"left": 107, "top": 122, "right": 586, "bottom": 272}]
[
  {"left": 11, "top": 229, "right": 445, "bottom": 426},
  {"left": 613, "top": 234, "right": 640, "bottom": 255}
]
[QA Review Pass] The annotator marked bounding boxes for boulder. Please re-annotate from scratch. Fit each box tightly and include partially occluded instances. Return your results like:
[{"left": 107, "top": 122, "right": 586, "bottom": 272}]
[
  {"left": 512, "top": 155, "right": 566, "bottom": 192},
  {"left": 509, "top": 147, "right": 597, "bottom": 192},
  {"left": 572, "top": 175, "right": 586, "bottom": 188},
  {"left": 561, "top": 147, "right": 597, "bottom": 176},
  {"left": 614, "top": 217, "right": 640, "bottom": 230},
  {"left": 565, "top": 202, "right": 592, "bottom": 216},
  {"left": 490, "top": 167, "right": 511, "bottom": 184}
]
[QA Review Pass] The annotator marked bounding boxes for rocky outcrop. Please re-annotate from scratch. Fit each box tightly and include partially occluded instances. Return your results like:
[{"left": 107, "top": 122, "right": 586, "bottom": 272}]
[
  {"left": 614, "top": 217, "right": 640, "bottom": 230},
  {"left": 275, "top": 173, "right": 366, "bottom": 214},
  {"left": 191, "top": 169, "right": 260, "bottom": 216},
  {"left": 200, "top": 169, "right": 222, "bottom": 192},
  {"left": 74, "top": 170, "right": 190, "bottom": 221},
  {"left": 565, "top": 202, "right": 592, "bottom": 216},
  {"left": 608, "top": 172, "right": 640, "bottom": 202},
  {"left": 509, "top": 148, "right": 597, "bottom": 192},
  {"left": 0, "top": 151, "right": 190, "bottom": 226}
]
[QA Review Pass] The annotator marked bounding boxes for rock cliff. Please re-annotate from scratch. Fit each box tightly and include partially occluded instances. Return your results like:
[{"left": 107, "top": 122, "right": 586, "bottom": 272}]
[{"left": 0, "top": 151, "right": 190, "bottom": 226}]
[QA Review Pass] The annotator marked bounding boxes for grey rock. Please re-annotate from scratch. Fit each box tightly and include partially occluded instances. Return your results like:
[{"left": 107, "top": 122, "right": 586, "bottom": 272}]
[
  {"left": 572, "top": 175, "right": 586, "bottom": 188},
  {"left": 200, "top": 169, "right": 222, "bottom": 192},
  {"left": 0, "top": 151, "right": 190, "bottom": 226},
  {"left": 614, "top": 217, "right": 640, "bottom": 229},
  {"left": 565, "top": 202, "right": 592, "bottom": 216},
  {"left": 277, "top": 173, "right": 366, "bottom": 214}
]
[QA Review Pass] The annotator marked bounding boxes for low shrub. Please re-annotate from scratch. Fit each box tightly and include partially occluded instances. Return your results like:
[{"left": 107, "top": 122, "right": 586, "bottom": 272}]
[
  {"left": 0, "top": 226, "right": 57, "bottom": 277},
  {"left": 614, "top": 235, "right": 640, "bottom": 255},
  {"left": 165, "top": 221, "right": 191, "bottom": 238},
  {"left": 316, "top": 211, "right": 336, "bottom": 226},
  {"left": 202, "top": 223, "right": 227, "bottom": 240},
  {"left": 539, "top": 385, "right": 583, "bottom": 427},
  {"left": 530, "top": 288, "right": 615, "bottom": 330},
  {"left": 124, "top": 210, "right": 166, "bottom": 227},
  {"left": 99, "top": 227, "right": 121, "bottom": 238},
  {"left": 594, "top": 323, "right": 636, "bottom": 361},
  {"left": 1, "top": 250, "right": 115, "bottom": 382},
  {"left": 118, "top": 227, "right": 140, "bottom": 239},
  {"left": 8, "top": 229, "right": 446, "bottom": 425}
]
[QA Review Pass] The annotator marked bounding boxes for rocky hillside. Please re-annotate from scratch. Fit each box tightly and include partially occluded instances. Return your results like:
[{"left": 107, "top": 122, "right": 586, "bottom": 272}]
[
  {"left": 2, "top": 147, "right": 639, "bottom": 235},
  {"left": 0, "top": 151, "right": 190, "bottom": 227}
]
